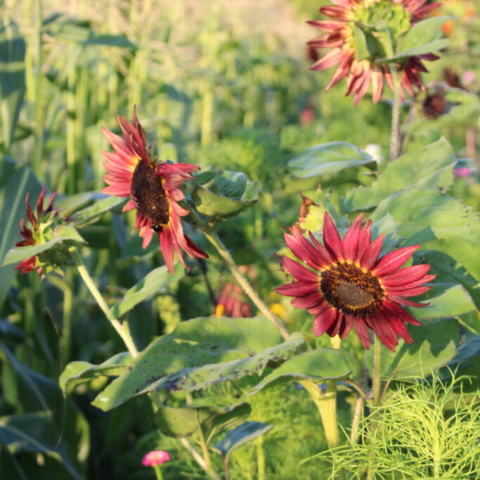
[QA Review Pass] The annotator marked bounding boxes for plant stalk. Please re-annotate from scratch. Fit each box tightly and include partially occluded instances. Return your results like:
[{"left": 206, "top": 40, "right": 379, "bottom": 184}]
[
  {"left": 73, "top": 250, "right": 139, "bottom": 358},
  {"left": 389, "top": 69, "right": 402, "bottom": 162},
  {"left": 372, "top": 336, "right": 383, "bottom": 407},
  {"left": 153, "top": 465, "right": 164, "bottom": 480},
  {"left": 204, "top": 230, "right": 290, "bottom": 341}
]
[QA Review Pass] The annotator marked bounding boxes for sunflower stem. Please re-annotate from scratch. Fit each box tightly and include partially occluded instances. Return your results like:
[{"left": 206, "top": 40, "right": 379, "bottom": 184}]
[
  {"left": 300, "top": 379, "right": 340, "bottom": 449},
  {"left": 73, "top": 250, "right": 139, "bottom": 358},
  {"left": 372, "top": 336, "right": 383, "bottom": 407},
  {"left": 153, "top": 465, "right": 164, "bottom": 480},
  {"left": 389, "top": 69, "right": 402, "bottom": 162},
  {"left": 204, "top": 230, "right": 290, "bottom": 341}
]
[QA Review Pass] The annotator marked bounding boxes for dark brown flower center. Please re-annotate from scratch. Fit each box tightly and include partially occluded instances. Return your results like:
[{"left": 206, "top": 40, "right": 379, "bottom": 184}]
[
  {"left": 320, "top": 262, "right": 385, "bottom": 318},
  {"left": 131, "top": 160, "right": 170, "bottom": 232}
]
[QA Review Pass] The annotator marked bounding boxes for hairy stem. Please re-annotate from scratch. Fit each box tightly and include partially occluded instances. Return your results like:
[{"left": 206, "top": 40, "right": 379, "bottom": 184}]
[
  {"left": 73, "top": 250, "right": 139, "bottom": 358},
  {"left": 372, "top": 337, "right": 383, "bottom": 407},
  {"left": 389, "top": 69, "right": 402, "bottom": 162},
  {"left": 204, "top": 231, "right": 290, "bottom": 340}
]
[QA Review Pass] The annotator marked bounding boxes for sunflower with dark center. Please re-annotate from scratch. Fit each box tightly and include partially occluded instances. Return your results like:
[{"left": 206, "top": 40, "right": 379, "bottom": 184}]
[
  {"left": 308, "top": 0, "right": 441, "bottom": 104},
  {"left": 15, "top": 187, "right": 60, "bottom": 276},
  {"left": 102, "top": 109, "right": 208, "bottom": 273},
  {"left": 276, "top": 212, "right": 435, "bottom": 350}
]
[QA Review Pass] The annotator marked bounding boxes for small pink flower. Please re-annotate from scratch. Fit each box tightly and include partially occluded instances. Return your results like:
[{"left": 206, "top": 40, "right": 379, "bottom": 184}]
[
  {"left": 141, "top": 450, "right": 171, "bottom": 467},
  {"left": 453, "top": 166, "right": 471, "bottom": 178}
]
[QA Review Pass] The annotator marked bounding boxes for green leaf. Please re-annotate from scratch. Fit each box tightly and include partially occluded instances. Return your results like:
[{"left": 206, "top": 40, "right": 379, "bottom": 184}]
[
  {"left": 91, "top": 319, "right": 303, "bottom": 411},
  {"left": 155, "top": 403, "right": 251, "bottom": 440},
  {"left": 192, "top": 170, "right": 259, "bottom": 221},
  {"left": 111, "top": 263, "right": 184, "bottom": 318},
  {"left": 410, "top": 285, "right": 477, "bottom": 321},
  {"left": 449, "top": 335, "right": 480, "bottom": 367},
  {"left": 249, "top": 348, "right": 356, "bottom": 394},
  {"left": 365, "top": 318, "right": 459, "bottom": 380},
  {"left": 59, "top": 352, "right": 132, "bottom": 393},
  {"left": 372, "top": 213, "right": 398, "bottom": 255},
  {"left": 288, "top": 142, "right": 374, "bottom": 178},
  {"left": 0, "top": 20, "right": 26, "bottom": 151},
  {"left": 1, "top": 225, "right": 85, "bottom": 267},
  {"left": 69, "top": 195, "right": 125, "bottom": 227},
  {"left": 213, "top": 421, "right": 274, "bottom": 457},
  {"left": 341, "top": 138, "right": 456, "bottom": 212},
  {"left": 369, "top": 188, "right": 480, "bottom": 247},
  {"left": 389, "top": 17, "right": 449, "bottom": 60},
  {"left": 354, "top": 25, "right": 370, "bottom": 61}
]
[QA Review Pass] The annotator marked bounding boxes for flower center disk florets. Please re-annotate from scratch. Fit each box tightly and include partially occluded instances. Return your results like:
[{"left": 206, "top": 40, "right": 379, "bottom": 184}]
[
  {"left": 131, "top": 160, "right": 170, "bottom": 232},
  {"left": 320, "top": 262, "right": 385, "bottom": 317}
]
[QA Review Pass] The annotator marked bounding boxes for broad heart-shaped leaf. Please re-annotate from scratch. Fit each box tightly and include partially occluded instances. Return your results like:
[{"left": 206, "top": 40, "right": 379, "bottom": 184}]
[
  {"left": 59, "top": 352, "right": 132, "bottom": 393},
  {"left": 364, "top": 318, "right": 459, "bottom": 380},
  {"left": 341, "top": 138, "right": 456, "bottom": 212},
  {"left": 0, "top": 157, "right": 42, "bottom": 308},
  {"left": 92, "top": 319, "right": 304, "bottom": 411},
  {"left": 1, "top": 225, "right": 85, "bottom": 267},
  {"left": 69, "top": 195, "right": 125, "bottom": 227},
  {"left": 111, "top": 263, "right": 184, "bottom": 318},
  {"left": 192, "top": 170, "right": 259, "bottom": 221},
  {"left": 409, "top": 285, "right": 477, "bottom": 321},
  {"left": 213, "top": 422, "right": 274, "bottom": 457},
  {"left": 288, "top": 142, "right": 374, "bottom": 178},
  {"left": 0, "top": 20, "right": 26, "bottom": 151},
  {"left": 249, "top": 348, "right": 356, "bottom": 395},
  {"left": 155, "top": 403, "right": 251, "bottom": 440},
  {"left": 386, "top": 17, "right": 449, "bottom": 61}
]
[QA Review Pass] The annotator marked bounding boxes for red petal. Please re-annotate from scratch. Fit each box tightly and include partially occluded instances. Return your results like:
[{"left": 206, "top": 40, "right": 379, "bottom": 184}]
[
  {"left": 291, "top": 291, "right": 323, "bottom": 309},
  {"left": 342, "top": 213, "right": 363, "bottom": 262},
  {"left": 282, "top": 256, "right": 319, "bottom": 283},
  {"left": 339, "top": 315, "right": 353, "bottom": 339},
  {"left": 355, "top": 220, "right": 372, "bottom": 263},
  {"left": 373, "top": 246, "right": 419, "bottom": 276},
  {"left": 308, "top": 299, "right": 329, "bottom": 315},
  {"left": 276, "top": 282, "right": 319, "bottom": 297},
  {"left": 382, "top": 300, "right": 421, "bottom": 326},
  {"left": 326, "top": 311, "right": 342, "bottom": 337},
  {"left": 381, "top": 264, "right": 431, "bottom": 287},
  {"left": 389, "top": 317, "right": 413, "bottom": 344},
  {"left": 372, "top": 312, "right": 398, "bottom": 351},
  {"left": 359, "top": 234, "right": 384, "bottom": 270},
  {"left": 387, "top": 285, "right": 432, "bottom": 297},
  {"left": 313, "top": 308, "right": 338, "bottom": 336},
  {"left": 310, "top": 48, "right": 343, "bottom": 70},
  {"left": 385, "top": 274, "right": 435, "bottom": 291},
  {"left": 285, "top": 227, "right": 329, "bottom": 270},
  {"left": 307, "top": 20, "right": 346, "bottom": 31},
  {"left": 353, "top": 317, "right": 371, "bottom": 349},
  {"left": 323, "top": 212, "right": 344, "bottom": 260},
  {"left": 389, "top": 296, "right": 429, "bottom": 308},
  {"left": 320, "top": 5, "right": 352, "bottom": 20}
]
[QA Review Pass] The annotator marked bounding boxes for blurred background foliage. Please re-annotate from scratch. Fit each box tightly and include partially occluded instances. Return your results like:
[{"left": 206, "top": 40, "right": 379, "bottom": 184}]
[{"left": 0, "top": 0, "right": 479, "bottom": 479}]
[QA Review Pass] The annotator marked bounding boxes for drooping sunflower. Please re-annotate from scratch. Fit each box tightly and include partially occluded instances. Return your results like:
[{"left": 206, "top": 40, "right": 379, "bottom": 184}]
[
  {"left": 308, "top": 0, "right": 441, "bottom": 104},
  {"left": 102, "top": 109, "right": 208, "bottom": 273},
  {"left": 15, "top": 187, "right": 59, "bottom": 275},
  {"left": 276, "top": 212, "right": 435, "bottom": 350}
]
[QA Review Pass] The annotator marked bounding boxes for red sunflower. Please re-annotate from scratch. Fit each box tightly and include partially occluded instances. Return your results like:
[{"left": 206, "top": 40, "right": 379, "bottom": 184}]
[
  {"left": 102, "top": 109, "right": 208, "bottom": 273},
  {"left": 276, "top": 212, "right": 435, "bottom": 351},
  {"left": 15, "top": 187, "right": 58, "bottom": 275},
  {"left": 308, "top": 0, "right": 442, "bottom": 104}
]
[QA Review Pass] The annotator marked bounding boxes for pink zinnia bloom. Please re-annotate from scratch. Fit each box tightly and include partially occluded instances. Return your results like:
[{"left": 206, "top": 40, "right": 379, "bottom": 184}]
[
  {"left": 276, "top": 212, "right": 435, "bottom": 351},
  {"left": 141, "top": 450, "right": 171, "bottom": 467},
  {"left": 102, "top": 109, "right": 208, "bottom": 273},
  {"left": 453, "top": 166, "right": 471, "bottom": 178},
  {"left": 308, "top": 0, "right": 442, "bottom": 104},
  {"left": 15, "top": 187, "right": 58, "bottom": 275},
  {"left": 216, "top": 282, "right": 253, "bottom": 318}
]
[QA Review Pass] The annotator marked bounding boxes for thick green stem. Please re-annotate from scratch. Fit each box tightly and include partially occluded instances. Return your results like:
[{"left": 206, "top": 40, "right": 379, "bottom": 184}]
[
  {"left": 73, "top": 251, "right": 139, "bottom": 358},
  {"left": 389, "top": 69, "right": 402, "bottom": 162},
  {"left": 300, "top": 379, "right": 340, "bottom": 449},
  {"left": 204, "top": 231, "right": 290, "bottom": 341},
  {"left": 372, "top": 337, "right": 383, "bottom": 407},
  {"left": 153, "top": 465, "right": 164, "bottom": 480}
]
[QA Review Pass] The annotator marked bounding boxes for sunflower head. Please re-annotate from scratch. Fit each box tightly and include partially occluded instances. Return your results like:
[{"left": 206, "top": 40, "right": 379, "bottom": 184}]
[
  {"left": 308, "top": 0, "right": 442, "bottom": 104},
  {"left": 15, "top": 188, "right": 72, "bottom": 276},
  {"left": 276, "top": 212, "right": 435, "bottom": 351},
  {"left": 102, "top": 108, "right": 208, "bottom": 273}
]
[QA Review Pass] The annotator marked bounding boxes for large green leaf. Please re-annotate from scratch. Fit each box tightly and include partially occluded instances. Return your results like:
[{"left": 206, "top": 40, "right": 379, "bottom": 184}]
[
  {"left": 288, "top": 142, "right": 374, "bottom": 178},
  {"left": 92, "top": 319, "right": 303, "bottom": 411},
  {"left": 249, "top": 348, "right": 356, "bottom": 394},
  {"left": 59, "top": 352, "right": 132, "bottom": 393},
  {"left": 69, "top": 195, "right": 125, "bottom": 227},
  {"left": 213, "top": 421, "right": 274, "bottom": 457},
  {"left": 364, "top": 318, "right": 459, "bottom": 380},
  {"left": 111, "top": 263, "right": 184, "bottom": 318},
  {"left": 155, "top": 403, "right": 251, "bottom": 440},
  {"left": 192, "top": 170, "right": 259, "bottom": 221},
  {"left": 341, "top": 138, "right": 456, "bottom": 212},
  {"left": 0, "top": 158, "right": 42, "bottom": 308},
  {"left": 1, "top": 225, "right": 85, "bottom": 267},
  {"left": 0, "top": 20, "right": 26, "bottom": 152},
  {"left": 369, "top": 188, "right": 480, "bottom": 246}
]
